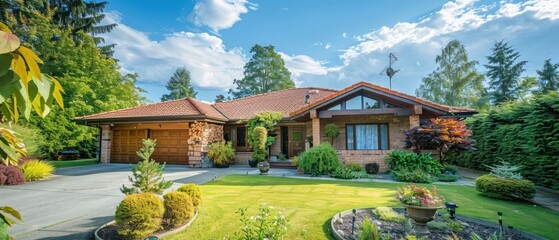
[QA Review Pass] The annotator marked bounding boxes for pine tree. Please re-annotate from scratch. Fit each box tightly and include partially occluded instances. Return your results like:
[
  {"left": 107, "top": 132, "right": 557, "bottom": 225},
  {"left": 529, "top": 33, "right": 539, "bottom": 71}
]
[
  {"left": 536, "top": 59, "right": 559, "bottom": 94},
  {"left": 161, "top": 67, "right": 197, "bottom": 101},
  {"left": 484, "top": 41, "right": 527, "bottom": 104},
  {"left": 229, "top": 44, "right": 294, "bottom": 99},
  {"left": 416, "top": 40, "right": 485, "bottom": 108}
]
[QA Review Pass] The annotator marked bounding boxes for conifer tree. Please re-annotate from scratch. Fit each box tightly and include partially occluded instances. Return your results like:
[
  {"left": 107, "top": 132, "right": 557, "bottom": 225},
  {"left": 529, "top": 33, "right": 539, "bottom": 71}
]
[{"left": 484, "top": 41, "right": 527, "bottom": 104}]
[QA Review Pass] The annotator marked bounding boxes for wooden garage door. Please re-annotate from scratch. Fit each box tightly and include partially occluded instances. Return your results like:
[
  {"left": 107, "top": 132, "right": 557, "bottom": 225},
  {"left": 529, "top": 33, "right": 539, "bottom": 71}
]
[
  {"left": 111, "top": 129, "right": 147, "bottom": 163},
  {"left": 150, "top": 129, "right": 189, "bottom": 165}
]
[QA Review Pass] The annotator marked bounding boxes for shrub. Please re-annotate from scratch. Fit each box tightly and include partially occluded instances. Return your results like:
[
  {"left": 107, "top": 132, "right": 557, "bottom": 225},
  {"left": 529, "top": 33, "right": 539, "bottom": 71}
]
[
  {"left": 436, "top": 173, "right": 459, "bottom": 182},
  {"left": 329, "top": 165, "right": 367, "bottom": 179},
  {"left": 385, "top": 150, "right": 442, "bottom": 175},
  {"left": 115, "top": 193, "right": 164, "bottom": 239},
  {"left": 0, "top": 165, "right": 25, "bottom": 185},
  {"left": 324, "top": 123, "right": 340, "bottom": 144},
  {"left": 232, "top": 203, "right": 288, "bottom": 240},
  {"left": 365, "top": 163, "right": 379, "bottom": 174},
  {"left": 442, "top": 164, "right": 458, "bottom": 175},
  {"left": 392, "top": 167, "right": 437, "bottom": 183},
  {"left": 207, "top": 141, "right": 235, "bottom": 166},
  {"left": 397, "top": 183, "right": 444, "bottom": 207},
  {"left": 427, "top": 221, "right": 450, "bottom": 232},
  {"left": 251, "top": 126, "right": 268, "bottom": 162},
  {"left": 163, "top": 191, "right": 194, "bottom": 227},
  {"left": 359, "top": 216, "right": 380, "bottom": 240},
  {"left": 177, "top": 184, "right": 203, "bottom": 208},
  {"left": 298, "top": 143, "right": 339, "bottom": 176},
  {"left": 19, "top": 160, "right": 54, "bottom": 181},
  {"left": 475, "top": 174, "right": 536, "bottom": 200},
  {"left": 345, "top": 163, "right": 363, "bottom": 172},
  {"left": 120, "top": 139, "right": 173, "bottom": 195},
  {"left": 486, "top": 161, "right": 523, "bottom": 179},
  {"left": 372, "top": 207, "right": 405, "bottom": 223}
]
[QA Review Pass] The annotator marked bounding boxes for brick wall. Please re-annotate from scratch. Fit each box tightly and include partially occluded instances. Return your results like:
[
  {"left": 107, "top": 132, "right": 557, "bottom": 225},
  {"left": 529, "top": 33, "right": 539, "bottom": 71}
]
[
  {"left": 99, "top": 125, "right": 111, "bottom": 164},
  {"left": 234, "top": 152, "right": 252, "bottom": 165},
  {"left": 336, "top": 149, "right": 392, "bottom": 172}
]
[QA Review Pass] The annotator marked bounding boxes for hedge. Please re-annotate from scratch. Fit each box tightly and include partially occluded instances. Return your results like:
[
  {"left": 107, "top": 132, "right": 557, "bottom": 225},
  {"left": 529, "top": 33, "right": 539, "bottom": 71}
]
[
  {"left": 475, "top": 174, "right": 536, "bottom": 200},
  {"left": 450, "top": 92, "right": 559, "bottom": 189}
]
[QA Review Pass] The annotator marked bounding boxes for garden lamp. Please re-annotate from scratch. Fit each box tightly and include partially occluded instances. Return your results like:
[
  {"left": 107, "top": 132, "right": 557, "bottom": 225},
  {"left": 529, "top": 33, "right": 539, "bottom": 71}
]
[{"left": 445, "top": 202, "right": 458, "bottom": 220}]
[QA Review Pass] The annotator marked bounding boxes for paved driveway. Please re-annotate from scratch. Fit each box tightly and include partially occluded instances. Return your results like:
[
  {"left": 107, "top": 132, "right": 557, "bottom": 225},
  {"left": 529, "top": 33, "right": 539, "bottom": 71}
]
[{"left": 2, "top": 164, "right": 255, "bottom": 240}]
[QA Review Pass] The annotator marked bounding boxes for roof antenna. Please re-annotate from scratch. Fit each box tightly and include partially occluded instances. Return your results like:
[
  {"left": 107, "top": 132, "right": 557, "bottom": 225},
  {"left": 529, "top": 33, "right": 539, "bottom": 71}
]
[{"left": 379, "top": 53, "right": 400, "bottom": 89}]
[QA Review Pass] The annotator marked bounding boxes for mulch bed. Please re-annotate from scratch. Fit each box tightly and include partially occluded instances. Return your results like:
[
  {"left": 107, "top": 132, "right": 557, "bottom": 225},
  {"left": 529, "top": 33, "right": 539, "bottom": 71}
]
[{"left": 333, "top": 209, "right": 532, "bottom": 240}]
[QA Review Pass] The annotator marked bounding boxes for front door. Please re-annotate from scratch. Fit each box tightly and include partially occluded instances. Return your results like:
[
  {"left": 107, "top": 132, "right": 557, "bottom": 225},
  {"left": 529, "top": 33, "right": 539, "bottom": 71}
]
[{"left": 289, "top": 126, "right": 305, "bottom": 157}]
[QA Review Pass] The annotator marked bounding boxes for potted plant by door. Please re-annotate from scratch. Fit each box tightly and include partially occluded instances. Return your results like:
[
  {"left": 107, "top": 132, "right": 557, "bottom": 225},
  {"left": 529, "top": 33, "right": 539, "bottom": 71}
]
[
  {"left": 252, "top": 127, "right": 269, "bottom": 174},
  {"left": 397, "top": 183, "right": 444, "bottom": 235},
  {"left": 207, "top": 141, "right": 235, "bottom": 168}
]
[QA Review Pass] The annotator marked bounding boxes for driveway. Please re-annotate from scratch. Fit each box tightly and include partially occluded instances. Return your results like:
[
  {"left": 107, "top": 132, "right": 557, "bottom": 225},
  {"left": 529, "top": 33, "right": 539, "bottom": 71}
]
[{"left": 2, "top": 164, "right": 256, "bottom": 240}]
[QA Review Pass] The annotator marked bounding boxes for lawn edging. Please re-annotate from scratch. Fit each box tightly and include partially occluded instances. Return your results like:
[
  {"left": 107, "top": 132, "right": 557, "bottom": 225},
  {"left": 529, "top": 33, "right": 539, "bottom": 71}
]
[{"left": 94, "top": 210, "right": 198, "bottom": 240}]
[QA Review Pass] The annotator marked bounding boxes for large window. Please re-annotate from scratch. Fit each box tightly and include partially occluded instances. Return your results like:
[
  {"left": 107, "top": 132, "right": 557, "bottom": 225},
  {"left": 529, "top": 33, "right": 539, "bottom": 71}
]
[
  {"left": 346, "top": 124, "right": 389, "bottom": 150},
  {"left": 234, "top": 126, "right": 248, "bottom": 148},
  {"left": 341, "top": 95, "right": 382, "bottom": 110}
]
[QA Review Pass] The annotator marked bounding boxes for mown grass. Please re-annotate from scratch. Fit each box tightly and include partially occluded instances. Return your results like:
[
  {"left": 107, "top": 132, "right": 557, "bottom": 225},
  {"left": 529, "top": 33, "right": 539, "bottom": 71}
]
[
  {"left": 166, "top": 175, "right": 558, "bottom": 240},
  {"left": 48, "top": 158, "right": 98, "bottom": 168}
]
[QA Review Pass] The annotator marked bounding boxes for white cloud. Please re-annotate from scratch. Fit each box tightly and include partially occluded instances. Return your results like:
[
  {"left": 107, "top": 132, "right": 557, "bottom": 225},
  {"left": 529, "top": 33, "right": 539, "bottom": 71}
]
[
  {"left": 342, "top": 32, "right": 347, "bottom": 38},
  {"left": 325, "top": 43, "right": 331, "bottom": 49},
  {"left": 279, "top": 52, "right": 328, "bottom": 78},
  {"left": 101, "top": 13, "right": 245, "bottom": 90},
  {"left": 189, "top": 0, "right": 257, "bottom": 33}
]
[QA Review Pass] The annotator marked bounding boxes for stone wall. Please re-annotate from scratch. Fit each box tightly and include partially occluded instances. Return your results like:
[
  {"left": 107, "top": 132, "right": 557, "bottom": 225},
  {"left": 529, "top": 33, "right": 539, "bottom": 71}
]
[{"left": 188, "top": 121, "right": 224, "bottom": 167}]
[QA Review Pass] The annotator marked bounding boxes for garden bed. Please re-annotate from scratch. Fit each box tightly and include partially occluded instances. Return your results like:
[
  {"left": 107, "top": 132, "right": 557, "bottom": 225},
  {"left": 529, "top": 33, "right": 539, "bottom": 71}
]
[
  {"left": 94, "top": 211, "right": 198, "bottom": 240},
  {"left": 331, "top": 208, "right": 544, "bottom": 240}
]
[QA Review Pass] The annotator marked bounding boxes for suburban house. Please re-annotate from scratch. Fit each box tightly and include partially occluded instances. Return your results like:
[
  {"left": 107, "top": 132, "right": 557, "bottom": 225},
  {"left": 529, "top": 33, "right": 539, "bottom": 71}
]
[{"left": 76, "top": 81, "right": 476, "bottom": 171}]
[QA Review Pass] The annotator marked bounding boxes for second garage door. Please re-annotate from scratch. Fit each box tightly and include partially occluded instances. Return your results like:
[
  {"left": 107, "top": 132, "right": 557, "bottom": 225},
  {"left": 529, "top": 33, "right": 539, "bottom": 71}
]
[{"left": 150, "top": 129, "right": 189, "bottom": 165}]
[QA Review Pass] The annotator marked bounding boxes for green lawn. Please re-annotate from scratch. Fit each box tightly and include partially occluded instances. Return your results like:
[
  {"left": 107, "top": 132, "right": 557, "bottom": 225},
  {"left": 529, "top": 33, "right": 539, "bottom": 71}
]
[
  {"left": 48, "top": 158, "right": 98, "bottom": 168},
  {"left": 166, "top": 175, "right": 558, "bottom": 240}
]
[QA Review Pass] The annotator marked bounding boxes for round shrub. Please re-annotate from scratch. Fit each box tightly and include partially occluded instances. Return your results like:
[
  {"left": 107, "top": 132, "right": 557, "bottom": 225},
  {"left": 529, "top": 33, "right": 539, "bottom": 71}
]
[
  {"left": 365, "top": 163, "right": 380, "bottom": 174},
  {"left": 115, "top": 192, "right": 164, "bottom": 239},
  {"left": 437, "top": 173, "right": 459, "bottom": 182},
  {"left": 0, "top": 165, "right": 25, "bottom": 185},
  {"left": 19, "top": 160, "right": 54, "bottom": 181},
  {"left": 163, "top": 191, "right": 194, "bottom": 227},
  {"left": 298, "top": 143, "right": 340, "bottom": 176},
  {"left": 475, "top": 174, "right": 536, "bottom": 200},
  {"left": 177, "top": 184, "right": 202, "bottom": 208},
  {"left": 392, "top": 167, "right": 436, "bottom": 183}
]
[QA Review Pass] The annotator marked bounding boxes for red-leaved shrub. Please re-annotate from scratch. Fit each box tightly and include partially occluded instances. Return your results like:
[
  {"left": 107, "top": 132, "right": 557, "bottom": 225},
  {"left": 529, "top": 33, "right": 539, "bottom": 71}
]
[{"left": 0, "top": 165, "right": 26, "bottom": 185}]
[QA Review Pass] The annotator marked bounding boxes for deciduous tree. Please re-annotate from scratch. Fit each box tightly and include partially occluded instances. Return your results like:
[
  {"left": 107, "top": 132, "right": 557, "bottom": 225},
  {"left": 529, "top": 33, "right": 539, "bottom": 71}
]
[
  {"left": 229, "top": 45, "right": 294, "bottom": 99},
  {"left": 484, "top": 40, "right": 527, "bottom": 104},
  {"left": 416, "top": 40, "right": 485, "bottom": 108}
]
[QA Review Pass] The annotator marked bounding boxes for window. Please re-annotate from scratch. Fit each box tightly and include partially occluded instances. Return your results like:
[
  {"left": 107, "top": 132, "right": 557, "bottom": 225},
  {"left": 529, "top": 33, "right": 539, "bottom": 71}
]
[
  {"left": 345, "top": 96, "right": 362, "bottom": 110},
  {"left": 384, "top": 102, "right": 398, "bottom": 108},
  {"left": 236, "top": 126, "right": 247, "bottom": 148},
  {"left": 363, "top": 96, "right": 380, "bottom": 109},
  {"left": 344, "top": 96, "right": 381, "bottom": 110},
  {"left": 346, "top": 124, "right": 389, "bottom": 150},
  {"left": 328, "top": 104, "right": 341, "bottom": 110}
]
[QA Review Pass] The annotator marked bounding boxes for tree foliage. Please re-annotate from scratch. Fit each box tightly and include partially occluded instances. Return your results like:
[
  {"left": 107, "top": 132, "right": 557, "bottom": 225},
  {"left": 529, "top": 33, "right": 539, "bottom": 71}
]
[
  {"left": 324, "top": 123, "right": 340, "bottom": 144},
  {"left": 452, "top": 92, "right": 559, "bottom": 189},
  {"left": 120, "top": 139, "right": 173, "bottom": 195},
  {"left": 416, "top": 40, "right": 485, "bottom": 108},
  {"left": 161, "top": 67, "right": 197, "bottom": 101},
  {"left": 246, "top": 111, "right": 282, "bottom": 151},
  {"left": 229, "top": 44, "right": 294, "bottom": 99},
  {"left": 484, "top": 40, "right": 527, "bottom": 104},
  {"left": 404, "top": 118, "right": 473, "bottom": 163},
  {"left": 536, "top": 59, "right": 559, "bottom": 94},
  {"left": 252, "top": 126, "right": 267, "bottom": 162}
]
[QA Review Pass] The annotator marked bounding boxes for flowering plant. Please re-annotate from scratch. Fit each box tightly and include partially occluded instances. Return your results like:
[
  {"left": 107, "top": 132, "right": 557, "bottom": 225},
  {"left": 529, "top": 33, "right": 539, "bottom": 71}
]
[
  {"left": 232, "top": 203, "right": 289, "bottom": 240},
  {"left": 397, "top": 183, "right": 444, "bottom": 207}
]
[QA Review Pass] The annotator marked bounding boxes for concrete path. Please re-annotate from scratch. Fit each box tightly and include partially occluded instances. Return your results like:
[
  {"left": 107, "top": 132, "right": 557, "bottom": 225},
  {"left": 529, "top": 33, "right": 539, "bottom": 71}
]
[{"left": 2, "top": 164, "right": 276, "bottom": 240}]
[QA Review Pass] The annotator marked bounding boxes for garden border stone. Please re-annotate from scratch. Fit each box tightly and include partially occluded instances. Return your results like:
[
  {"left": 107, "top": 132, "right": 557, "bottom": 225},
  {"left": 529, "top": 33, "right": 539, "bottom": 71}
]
[{"left": 330, "top": 207, "right": 545, "bottom": 240}]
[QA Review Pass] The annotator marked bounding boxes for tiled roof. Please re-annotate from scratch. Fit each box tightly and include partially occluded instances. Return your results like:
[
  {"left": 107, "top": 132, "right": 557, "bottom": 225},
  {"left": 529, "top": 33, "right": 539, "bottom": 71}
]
[
  {"left": 290, "top": 81, "right": 477, "bottom": 116},
  {"left": 75, "top": 98, "right": 227, "bottom": 121},
  {"left": 213, "top": 87, "right": 337, "bottom": 120}
]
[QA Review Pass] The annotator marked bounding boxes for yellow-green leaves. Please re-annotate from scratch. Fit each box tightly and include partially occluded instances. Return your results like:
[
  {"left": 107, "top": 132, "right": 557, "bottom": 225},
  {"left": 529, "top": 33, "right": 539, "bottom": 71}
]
[
  {"left": 0, "top": 31, "right": 20, "bottom": 54},
  {"left": 0, "top": 128, "right": 27, "bottom": 166},
  {"left": 18, "top": 46, "right": 43, "bottom": 81}
]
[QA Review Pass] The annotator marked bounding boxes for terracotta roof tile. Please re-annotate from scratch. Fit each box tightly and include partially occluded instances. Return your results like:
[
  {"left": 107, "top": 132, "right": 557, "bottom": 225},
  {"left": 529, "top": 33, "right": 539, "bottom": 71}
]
[
  {"left": 290, "top": 81, "right": 477, "bottom": 116},
  {"left": 213, "top": 87, "right": 337, "bottom": 120}
]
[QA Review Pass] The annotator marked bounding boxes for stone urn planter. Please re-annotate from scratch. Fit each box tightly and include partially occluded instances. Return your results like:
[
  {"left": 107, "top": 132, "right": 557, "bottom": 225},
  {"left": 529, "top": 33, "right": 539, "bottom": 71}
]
[
  {"left": 405, "top": 205, "right": 442, "bottom": 235},
  {"left": 257, "top": 161, "right": 270, "bottom": 175},
  {"left": 248, "top": 159, "right": 258, "bottom": 168}
]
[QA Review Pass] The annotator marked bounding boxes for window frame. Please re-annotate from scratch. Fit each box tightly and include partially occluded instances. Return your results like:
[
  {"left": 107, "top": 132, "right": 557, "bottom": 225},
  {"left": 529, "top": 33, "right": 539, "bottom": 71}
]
[
  {"left": 345, "top": 123, "right": 390, "bottom": 150},
  {"left": 232, "top": 125, "right": 250, "bottom": 151}
]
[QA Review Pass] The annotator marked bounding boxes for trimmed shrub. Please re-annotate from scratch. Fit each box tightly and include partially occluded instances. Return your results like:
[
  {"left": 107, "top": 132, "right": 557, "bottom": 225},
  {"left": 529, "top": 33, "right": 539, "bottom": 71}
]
[
  {"left": 163, "top": 191, "right": 194, "bottom": 227},
  {"left": 0, "top": 165, "right": 25, "bottom": 185},
  {"left": 385, "top": 150, "right": 442, "bottom": 175},
  {"left": 475, "top": 174, "right": 536, "bottom": 200},
  {"left": 207, "top": 141, "right": 235, "bottom": 166},
  {"left": 251, "top": 126, "right": 268, "bottom": 162},
  {"left": 345, "top": 163, "right": 363, "bottom": 172},
  {"left": 177, "top": 184, "right": 202, "bottom": 208},
  {"left": 442, "top": 164, "right": 458, "bottom": 175},
  {"left": 115, "top": 192, "right": 164, "bottom": 239},
  {"left": 298, "top": 143, "right": 340, "bottom": 176},
  {"left": 324, "top": 123, "right": 340, "bottom": 144},
  {"left": 392, "top": 167, "right": 437, "bottom": 183},
  {"left": 437, "top": 173, "right": 459, "bottom": 182},
  {"left": 19, "top": 160, "right": 54, "bottom": 181},
  {"left": 365, "top": 163, "right": 379, "bottom": 174},
  {"left": 329, "top": 165, "right": 367, "bottom": 179},
  {"left": 372, "top": 207, "right": 405, "bottom": 223}
]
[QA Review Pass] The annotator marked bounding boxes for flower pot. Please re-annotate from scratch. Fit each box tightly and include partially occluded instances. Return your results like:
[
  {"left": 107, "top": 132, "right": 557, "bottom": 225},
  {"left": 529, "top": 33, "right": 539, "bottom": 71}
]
[
  {"left": 257, "top": 161, "right": 270, "bottom": 175},
  {"left": 248, "top": 159, "right": 258, "bottom": 168},
  {"left": 405, "top": 205, "right": 442, "bottom": 235}
]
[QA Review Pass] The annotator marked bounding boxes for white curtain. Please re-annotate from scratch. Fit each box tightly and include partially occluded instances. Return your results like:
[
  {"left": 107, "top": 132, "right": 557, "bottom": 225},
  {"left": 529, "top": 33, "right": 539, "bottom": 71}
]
[{"left": 356, "top": 125, "right": 378, "bottom": 149}]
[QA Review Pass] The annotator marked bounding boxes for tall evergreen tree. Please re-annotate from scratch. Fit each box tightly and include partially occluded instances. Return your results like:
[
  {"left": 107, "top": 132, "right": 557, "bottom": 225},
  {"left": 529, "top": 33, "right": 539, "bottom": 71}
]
[
  {"left": 536, "top": 59, "right": 559, "bottom": 94},
  {"left": 416, "top": 40, "right": 485, "bottom": 108},
  {"left": 161, "top": 67, "right": 197, "bottom": 101},
  {"left": 215, "top": 94, "right": 226, "bottom": 103},
  {"left": 229, "top": 44, "right": 294, "bottom": 99},
  {"left": 484, "top": 40, "right": 527, "bottom": 104}
]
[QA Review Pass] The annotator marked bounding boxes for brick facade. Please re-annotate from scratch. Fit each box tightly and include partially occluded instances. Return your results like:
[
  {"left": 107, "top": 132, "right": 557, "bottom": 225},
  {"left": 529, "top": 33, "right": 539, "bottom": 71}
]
[{"left": 99, "top": 124, "right": 111, "bottom": 164}]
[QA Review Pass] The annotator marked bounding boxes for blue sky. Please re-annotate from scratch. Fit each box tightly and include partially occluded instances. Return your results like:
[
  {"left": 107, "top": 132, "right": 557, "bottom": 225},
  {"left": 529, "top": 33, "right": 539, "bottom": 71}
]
[{"left": 102, "top": 0, "right": 559, "bottom": 103}]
